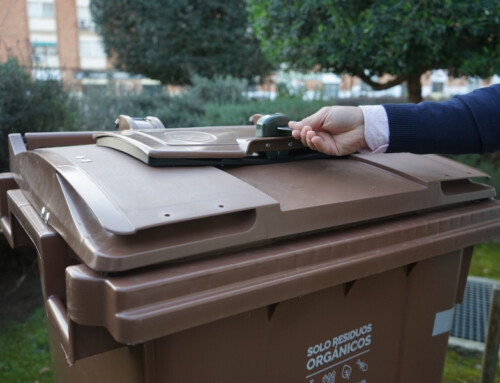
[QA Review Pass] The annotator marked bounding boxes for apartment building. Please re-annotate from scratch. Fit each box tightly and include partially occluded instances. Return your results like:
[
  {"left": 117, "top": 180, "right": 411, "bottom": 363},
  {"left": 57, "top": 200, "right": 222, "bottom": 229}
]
[{"left": 0, "top": 0, "right": 160, "bottom": 93}]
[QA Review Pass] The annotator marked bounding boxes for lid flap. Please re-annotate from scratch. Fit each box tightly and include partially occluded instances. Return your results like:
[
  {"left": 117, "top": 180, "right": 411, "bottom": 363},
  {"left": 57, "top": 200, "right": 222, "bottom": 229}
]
[{"left": 94, "top": 126, "right": 305, "bottom": 165}]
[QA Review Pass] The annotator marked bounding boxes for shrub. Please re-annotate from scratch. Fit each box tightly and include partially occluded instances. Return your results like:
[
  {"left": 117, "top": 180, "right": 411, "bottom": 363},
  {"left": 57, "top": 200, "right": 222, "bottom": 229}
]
[
  {"left": 202, "top": 96, "right": 405, "bottom": 126},
  {"left": 189, "top": 75, "right": 248, "bottom": 105},
  {"left": 202, "top": 99, "right": 330, "bottom": 126},
  {"left": 79, "top": 89, "right": 206, "bottom": 130},
  {"left": 151, "top": 95, "right": 205, "bottom": 128},
  {"left": 79, "top": 88, "right": 171, "bottom": 131},
  {"left": 78, "top": 75, "right": 250, "bottom": 130},
  {"left": 0, "top": 59, "right": 79, "bottom": 171}
]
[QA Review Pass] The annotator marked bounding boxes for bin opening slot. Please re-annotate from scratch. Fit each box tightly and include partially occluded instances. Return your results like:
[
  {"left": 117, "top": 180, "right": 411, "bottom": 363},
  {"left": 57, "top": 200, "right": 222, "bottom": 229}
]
[
  {"left": 116, "top": 209, "right": 258, "bottom": 251},
  {"left": 440, "top": 179, "right": 492, "bottom": 196}
]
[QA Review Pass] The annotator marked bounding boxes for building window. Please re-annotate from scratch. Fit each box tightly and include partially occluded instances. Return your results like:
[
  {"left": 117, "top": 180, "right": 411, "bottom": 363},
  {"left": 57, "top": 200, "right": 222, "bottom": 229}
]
[
  {"left": 79, "top": 40, "right": 106, "bottom": 58},
  {"left": 77, "top": 6, "right": 94, "bottom": 30},
  {"left": 32, "top": 42, "right": 58, "bottom": 66},
  {"left": 430, "top": 69, "right": 447, "bottom": 94},
  {"left": 27, "top": 2, "right": 55, "bottom": 18}
]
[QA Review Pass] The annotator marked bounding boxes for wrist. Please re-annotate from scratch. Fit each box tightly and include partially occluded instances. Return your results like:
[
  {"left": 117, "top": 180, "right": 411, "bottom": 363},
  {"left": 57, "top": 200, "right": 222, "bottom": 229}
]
[
  {"left": 355, "top": 107, "right": 369, "bottom": 151},
  {"left": 359, "top": 105, "right": 389, "bottom": 153}
]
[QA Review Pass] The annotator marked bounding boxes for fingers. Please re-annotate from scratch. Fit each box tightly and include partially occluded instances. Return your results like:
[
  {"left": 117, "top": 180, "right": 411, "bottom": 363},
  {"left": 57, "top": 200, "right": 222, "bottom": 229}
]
[
  {"left": 289, "top": 106, "right": 367, "bottom": 156},
  {"left": 305, "top": 130, "right": 319, "bottom": 152},
  {"left": 290, "top": 122, "right": 340, "bottom": 155},
  {"left": 291, "top": 125, "right": 320, "bottom": 151},
  {"left": 289, "top": 107, "right": 332, "bottom": 147},
  {"left": 291, "top": 125, "right": 301, "bottom": 140},
  {"left": 289, "top": 108, "right": 327, "bottom": 131},
  {"left": 300, "top": 125, "right": 312, "bottom": 144},
  {"left": 311, "top": 135, "right": 335, "bottom": 155},
  {"left": 299, "top": 107, "right": 329, "bottom": 129},
  {"left": 289, "top": 121, "right": 304, "bottom": 140},
  {"left": 294, "top": 125, "right": 315, "bottom": 149}
]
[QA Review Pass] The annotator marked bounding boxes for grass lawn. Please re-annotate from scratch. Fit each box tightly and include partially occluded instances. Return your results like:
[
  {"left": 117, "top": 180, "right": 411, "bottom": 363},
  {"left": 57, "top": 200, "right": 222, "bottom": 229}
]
[
  {"left": 0, "top": 242, "right": 499, "bottom": 383},
  {"left": 0, "top": 307, "right": 52, "bottom": 383},
  {"left": 469, "top": 242, "right": 500, "bottom": 280},
  {"left": 443, "top": 349, "right": 500, "bottom": 383}
]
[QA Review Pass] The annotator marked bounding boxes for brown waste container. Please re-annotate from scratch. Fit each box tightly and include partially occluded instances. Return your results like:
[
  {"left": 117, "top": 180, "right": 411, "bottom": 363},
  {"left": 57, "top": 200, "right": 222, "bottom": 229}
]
[{"left": 2, "top": 126, "right": 500, "bottom": 383}]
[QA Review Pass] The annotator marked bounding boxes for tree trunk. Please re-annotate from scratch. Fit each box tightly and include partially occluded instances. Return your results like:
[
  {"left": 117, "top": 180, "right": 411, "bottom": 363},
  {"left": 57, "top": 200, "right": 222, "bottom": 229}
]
[{"left": 407, "top": 74, "right": 423, "bottom": 103}]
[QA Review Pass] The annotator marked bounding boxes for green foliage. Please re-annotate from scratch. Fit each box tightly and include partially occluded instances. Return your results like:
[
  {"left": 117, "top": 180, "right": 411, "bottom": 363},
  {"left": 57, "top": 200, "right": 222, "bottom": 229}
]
[
  {"left": 90, "top": 0, "right": 273, "bottom": 85},
  {"left": 0, "top": 307, "right": 53, "bottom": 383},
  {"left": 80, "top": 88, "right": 175, "bottom": 130},
  {"left": 189, "top": 75, "right": 248, "bottom": 105},
  {"left": 152, "top": 95, "right": 205, "bottom": 128},
  {"left": 443, "top": 349, "right": 500, "bottom": 383},
  {"left": 202, "top": 96, "right": 403, "bottom": 126},
  {"left": 469, "top": 242, "right": 500, "bottom": 280},
  {"left": 80, "top": 90, "right": 206, "bottom": 130},
  {"left": 248, "top": 0, "right": 500, "bottom": 100},
  {"left": 276, "top": 82, "right": 307, "bottom": 100},
  {"left": 203, "top": 98, "right": 333, "bottom": 126},
  {"left": 0, "top": 59, "right": 80, "bottom": 171},
  {"left": 153, "top": 75, "right": 249, "bottom": 127},
  {"left": 79, "top": 75, "right": 251, "bottom": 130}
]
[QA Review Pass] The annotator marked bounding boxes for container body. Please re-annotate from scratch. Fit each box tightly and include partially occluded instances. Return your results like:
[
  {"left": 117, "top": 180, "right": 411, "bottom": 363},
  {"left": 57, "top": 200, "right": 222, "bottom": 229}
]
[{"left": 46, "top": 248, "right": 470, "bottom": 383}]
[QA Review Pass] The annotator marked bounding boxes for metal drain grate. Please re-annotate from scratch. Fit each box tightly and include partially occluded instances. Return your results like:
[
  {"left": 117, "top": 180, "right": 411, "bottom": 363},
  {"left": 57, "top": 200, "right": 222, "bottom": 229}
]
[{"left": 451, "top": 278, "right": 494, "bottom": 343}]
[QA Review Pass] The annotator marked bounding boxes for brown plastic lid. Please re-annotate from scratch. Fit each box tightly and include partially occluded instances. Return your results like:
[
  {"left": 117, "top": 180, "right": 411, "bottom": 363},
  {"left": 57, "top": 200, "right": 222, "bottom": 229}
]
[
  {"left": 94, "top": 125, "right": 305, "bottom": 165},
  {"left": 9, "top": 132, "right": 495, "bottom": 272}
]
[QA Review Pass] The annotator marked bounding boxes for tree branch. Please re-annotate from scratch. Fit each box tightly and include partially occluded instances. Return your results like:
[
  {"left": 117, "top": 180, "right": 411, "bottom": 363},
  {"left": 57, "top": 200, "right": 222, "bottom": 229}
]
[{"left": 357, "top": 72, "right": 407, "bottom": 90}]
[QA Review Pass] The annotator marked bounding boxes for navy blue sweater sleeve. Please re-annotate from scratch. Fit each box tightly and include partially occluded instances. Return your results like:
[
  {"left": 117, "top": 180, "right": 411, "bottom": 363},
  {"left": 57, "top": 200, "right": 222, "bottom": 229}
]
[{"left": 383, "top": 84, "right": 500, "bottom": 154}]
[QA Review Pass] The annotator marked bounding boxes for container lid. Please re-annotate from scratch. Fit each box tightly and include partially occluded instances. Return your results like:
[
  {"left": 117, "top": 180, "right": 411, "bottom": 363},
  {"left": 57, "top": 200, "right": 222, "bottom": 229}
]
[
  {"left": 94, "top": 113, "right": 310, "bottom": 166},
  {"left": 94, "top": 125, "right": 312, "bottom": 166},
  {"left": 9, "top": 132, "right": 495, "bottom": 272}
]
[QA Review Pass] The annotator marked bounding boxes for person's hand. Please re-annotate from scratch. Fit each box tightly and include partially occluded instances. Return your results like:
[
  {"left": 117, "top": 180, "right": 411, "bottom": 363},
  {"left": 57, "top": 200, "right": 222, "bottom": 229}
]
[{"left": 289, "top": 106, "right": 368, "bottom": 156}]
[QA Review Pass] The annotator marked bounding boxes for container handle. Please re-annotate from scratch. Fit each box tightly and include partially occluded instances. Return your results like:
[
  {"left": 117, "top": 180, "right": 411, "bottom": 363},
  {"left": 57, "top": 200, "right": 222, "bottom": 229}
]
[{"left": 46, "top": 295, "right": 73, "bottom": 362}]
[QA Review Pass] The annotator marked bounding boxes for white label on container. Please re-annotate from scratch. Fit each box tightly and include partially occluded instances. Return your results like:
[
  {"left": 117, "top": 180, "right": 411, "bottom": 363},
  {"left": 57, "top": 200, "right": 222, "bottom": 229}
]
[
  {"left": 432, "top": 307, "right": 455, "bottom": 336},
  {"left": 304, "top": 323, "right": 372, "bottom": 381}
]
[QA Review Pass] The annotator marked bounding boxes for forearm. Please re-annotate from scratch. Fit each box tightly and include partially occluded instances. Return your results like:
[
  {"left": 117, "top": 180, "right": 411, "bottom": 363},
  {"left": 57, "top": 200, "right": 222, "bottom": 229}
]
[{"left": 383, "top": 85, "right": 500, "bottom": 154}]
